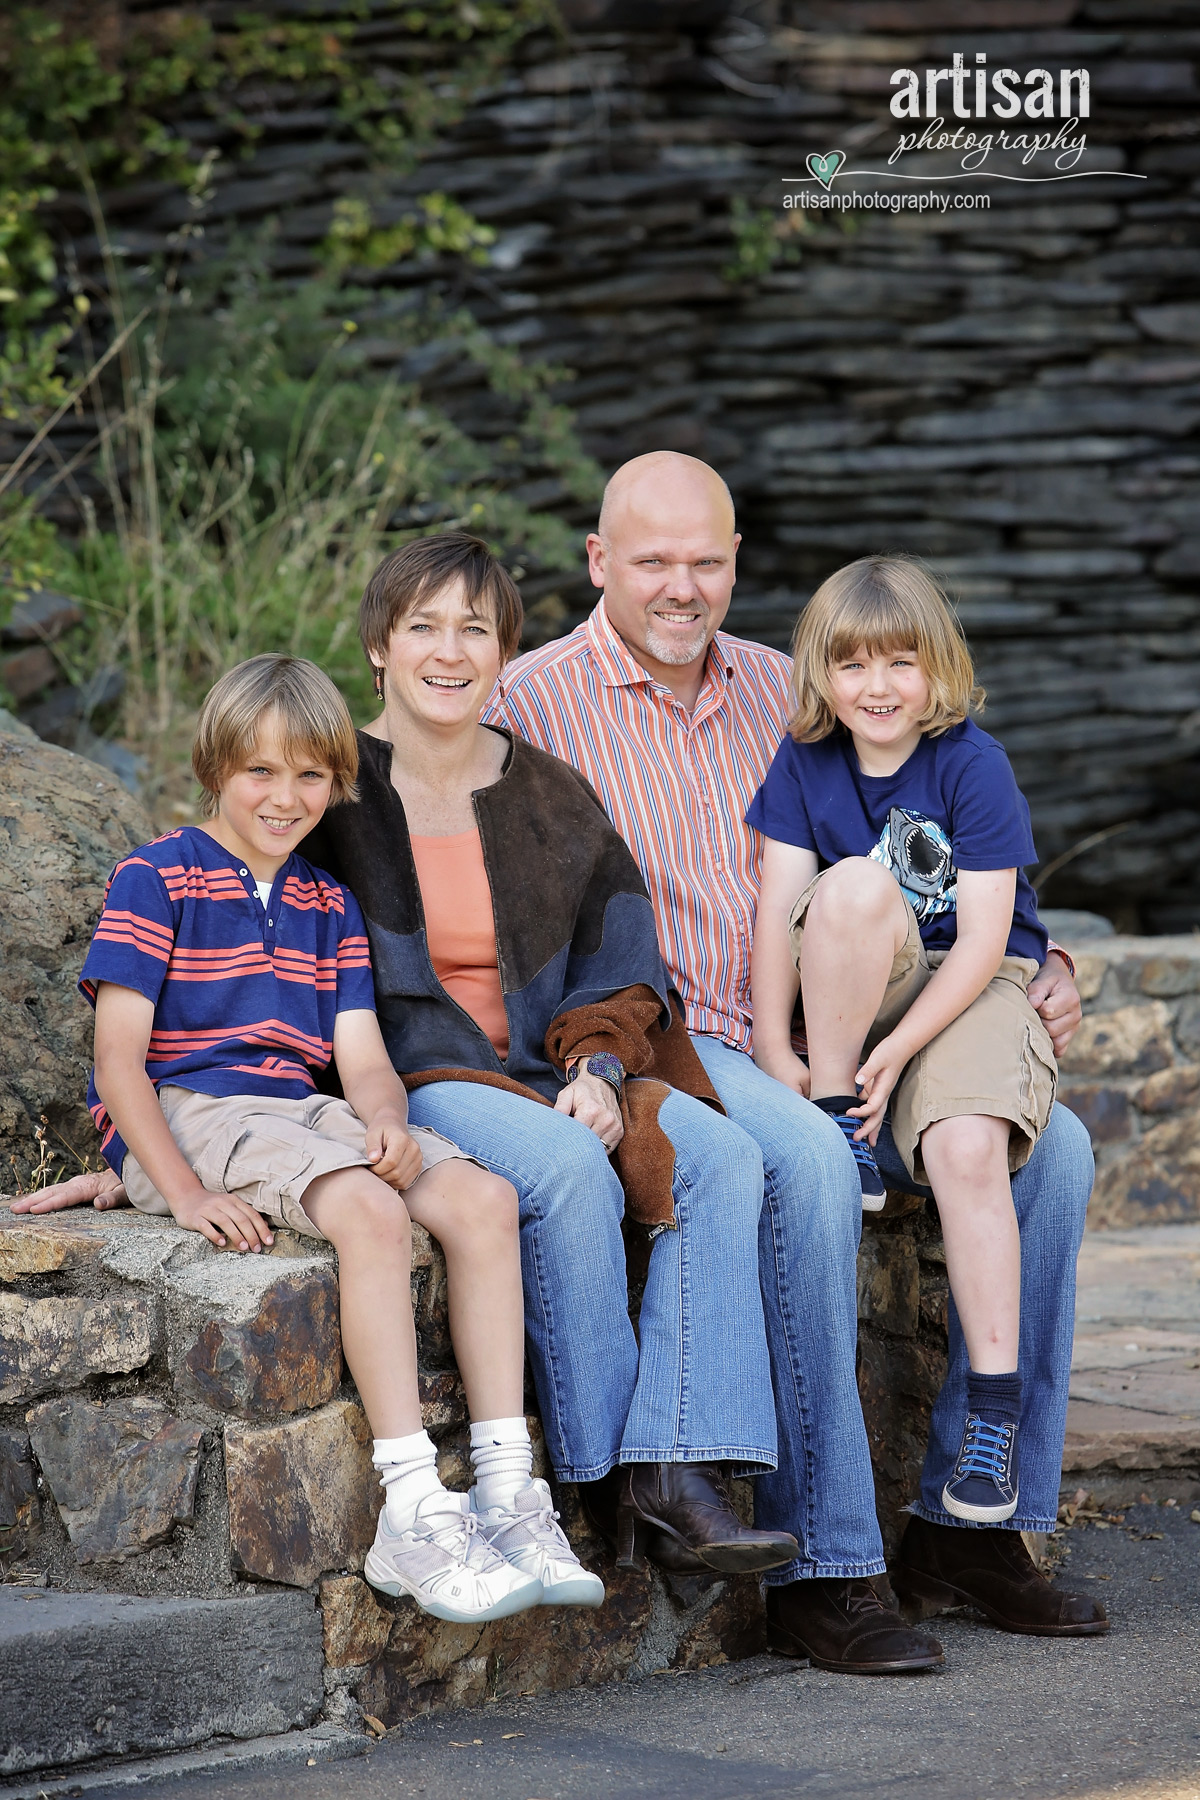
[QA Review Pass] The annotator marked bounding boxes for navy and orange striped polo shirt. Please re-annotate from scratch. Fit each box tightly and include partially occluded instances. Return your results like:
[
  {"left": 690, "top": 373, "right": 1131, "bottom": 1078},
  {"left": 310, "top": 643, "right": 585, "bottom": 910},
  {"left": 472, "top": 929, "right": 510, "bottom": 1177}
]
[{"left": 79, "top": 826, "right": 375, "bottom": 1174}]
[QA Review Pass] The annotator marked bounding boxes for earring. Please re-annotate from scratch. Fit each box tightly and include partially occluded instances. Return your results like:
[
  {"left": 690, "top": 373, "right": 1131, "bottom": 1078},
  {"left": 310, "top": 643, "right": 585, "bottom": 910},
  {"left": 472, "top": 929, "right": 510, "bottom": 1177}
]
[
  {"left": 373, "top": 666, "right": 384, "bottom": 701},
  {"left": 496, "top": 673, "right": 506, "bottom": 703}
]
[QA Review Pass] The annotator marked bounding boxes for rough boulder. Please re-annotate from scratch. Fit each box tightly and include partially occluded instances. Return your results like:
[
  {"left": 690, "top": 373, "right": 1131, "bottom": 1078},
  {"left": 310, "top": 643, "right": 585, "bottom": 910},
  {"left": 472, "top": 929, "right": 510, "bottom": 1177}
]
[{"left": 0, "top": 719, "right": 153, "bottom": 1186}]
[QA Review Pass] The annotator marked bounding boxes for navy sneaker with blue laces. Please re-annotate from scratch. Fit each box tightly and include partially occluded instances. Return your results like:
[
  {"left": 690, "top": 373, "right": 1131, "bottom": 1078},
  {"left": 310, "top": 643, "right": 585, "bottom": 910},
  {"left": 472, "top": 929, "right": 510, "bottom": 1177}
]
[
  {"left": 942, "top": 1414, "right": 1019, "bottom": 1522},
  {"left": 813, "top": 1095, "right": 887, "bottom": 1210}
]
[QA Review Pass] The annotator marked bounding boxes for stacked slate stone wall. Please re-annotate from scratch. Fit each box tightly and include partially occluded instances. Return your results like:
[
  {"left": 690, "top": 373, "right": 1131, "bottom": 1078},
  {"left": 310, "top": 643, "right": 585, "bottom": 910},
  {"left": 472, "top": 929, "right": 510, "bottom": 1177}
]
[{"left": 23, "top": 0, "right": 1200, "bottom": 927}]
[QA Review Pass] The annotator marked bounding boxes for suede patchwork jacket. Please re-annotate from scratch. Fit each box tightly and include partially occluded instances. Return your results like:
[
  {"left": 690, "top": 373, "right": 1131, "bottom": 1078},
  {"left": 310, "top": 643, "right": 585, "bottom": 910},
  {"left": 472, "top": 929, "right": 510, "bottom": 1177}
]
[
  {"left": 305, "top": 730, "right": 722, "bottom": 1225},
  {"left": 307, "top": 727, "right": 671, "bottom": 1093}
]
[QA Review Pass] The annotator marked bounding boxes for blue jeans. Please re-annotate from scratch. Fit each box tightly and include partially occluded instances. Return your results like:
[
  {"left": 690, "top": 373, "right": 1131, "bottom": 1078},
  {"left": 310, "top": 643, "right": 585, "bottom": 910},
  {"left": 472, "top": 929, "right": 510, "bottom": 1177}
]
[
  {"left": 690, "top": 1036, "right": 887, "bottom": 1582},
  {"left": 406, "top": 1080, "right": 777, "bottom": 1481},
  {"left": 694, "top": 1038, "right": 1095, "bottom": 1566},
  {"left": 873, "top": 1103, "right": 1094, "bottom": 1534}
]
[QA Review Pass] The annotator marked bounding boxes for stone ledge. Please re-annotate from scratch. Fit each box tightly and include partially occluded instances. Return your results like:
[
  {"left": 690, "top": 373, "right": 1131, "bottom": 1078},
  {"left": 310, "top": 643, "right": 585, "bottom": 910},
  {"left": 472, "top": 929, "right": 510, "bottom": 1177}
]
[
  {"left": 1069, "top": 936, "right": 1200, "bottom": 1008},
  {"left": 1063, "top": 1399, "right": 1200, "bottom": 1473},
  {"left": 0, "top": 1588, "right": 323, "bottom": 1775},
  {"left": 0, "top": 1725, "right": 366, "bottom": 1800},
  {"left": 1055, "top": 932, "right": 1200, "bottom": 1227},
  {"left": 1065, "top": 1225, "right": 1200, "bottom": 1498},
  {"left": 0, "top": 1291, "right": 153, "bottom": 1404},
  {"left": 27, "top": 1397, "right": 204, "bottom": 1565},
  {"left": 0, "top": 1195, "right": 949, "bottom": 1732}
]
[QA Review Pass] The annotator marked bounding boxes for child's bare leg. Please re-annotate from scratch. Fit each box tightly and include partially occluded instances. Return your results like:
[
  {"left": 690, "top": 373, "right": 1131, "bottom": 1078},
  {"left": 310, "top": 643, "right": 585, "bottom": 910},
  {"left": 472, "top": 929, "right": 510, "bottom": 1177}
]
[
  {"left": 921, "top": 1114, "right": 1020, "bottom": 1372},
  {"left": 406, "top": 1157, "right": 603, "bottom": 1604},
  {"left": 304, "top": 1163, "right": 543, "bottom": 1620},
  {"left": 403, "top": 1161, "right": 524, "bottom": 1421},
  {"left": 800, "top": 857, "right": 911, "bottom": 1100},
  {"left": 301, "top": 1165, "right": 420, "bottom": 1438}
]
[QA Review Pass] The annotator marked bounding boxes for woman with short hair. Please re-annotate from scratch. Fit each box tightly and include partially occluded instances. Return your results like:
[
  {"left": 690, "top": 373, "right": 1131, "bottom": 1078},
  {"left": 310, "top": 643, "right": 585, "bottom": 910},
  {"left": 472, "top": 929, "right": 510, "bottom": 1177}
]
[{"left": 305, "top": 530, "right": 796, "bottom": 1577}]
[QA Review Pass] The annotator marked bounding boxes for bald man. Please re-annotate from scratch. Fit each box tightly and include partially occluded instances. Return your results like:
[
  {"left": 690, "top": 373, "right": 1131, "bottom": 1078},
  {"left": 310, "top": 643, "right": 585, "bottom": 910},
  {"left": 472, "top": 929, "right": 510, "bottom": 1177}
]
[{"left": 486, "top": 451, "right": 1105, "bottom": 1671}]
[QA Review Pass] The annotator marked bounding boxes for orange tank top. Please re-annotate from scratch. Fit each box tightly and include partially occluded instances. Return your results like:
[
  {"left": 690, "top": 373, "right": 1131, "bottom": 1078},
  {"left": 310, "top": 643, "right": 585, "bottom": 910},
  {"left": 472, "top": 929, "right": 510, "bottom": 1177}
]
[{"left": 409, "top": 827, "right": 509, "bottom": 1058}]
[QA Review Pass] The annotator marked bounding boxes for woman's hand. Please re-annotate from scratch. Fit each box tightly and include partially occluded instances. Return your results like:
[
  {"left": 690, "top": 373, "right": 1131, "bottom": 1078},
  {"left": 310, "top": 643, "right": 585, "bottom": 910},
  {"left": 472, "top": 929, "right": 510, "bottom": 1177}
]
[
  {"left": 365, "top": 1109, "right": 424, "bottom": 1191},
  {"left": 9, "top": 1168, "right": 127, "bottom": 1213},
  {"left": 555, "top": 1071, "right": 624, "bottom": 1151},
  {"left": 849, "top": 1034, "right": 910, "bottom": 1145},
  {"left": 752, "top": 1044, "right": 811, "bottom": 1099}
]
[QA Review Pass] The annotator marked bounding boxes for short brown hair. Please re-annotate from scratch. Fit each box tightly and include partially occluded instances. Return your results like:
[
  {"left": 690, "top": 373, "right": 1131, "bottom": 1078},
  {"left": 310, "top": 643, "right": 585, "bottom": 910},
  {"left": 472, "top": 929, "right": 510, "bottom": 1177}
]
[
  {"left": 789, "top": 555, "right": 984, "bottom": 743},
  {"left": 192, "top": 655, "right": 359, "bottom": 819},
  {"left": 359, "top": 532, "right": 524, "bottom": 671}
]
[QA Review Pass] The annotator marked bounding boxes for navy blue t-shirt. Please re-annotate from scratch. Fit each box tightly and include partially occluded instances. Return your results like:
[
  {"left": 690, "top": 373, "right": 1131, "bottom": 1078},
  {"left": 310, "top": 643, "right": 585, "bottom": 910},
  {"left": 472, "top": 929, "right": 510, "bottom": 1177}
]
[{"left": 746, "top": 719, "right": 1048, "bottom": 963}]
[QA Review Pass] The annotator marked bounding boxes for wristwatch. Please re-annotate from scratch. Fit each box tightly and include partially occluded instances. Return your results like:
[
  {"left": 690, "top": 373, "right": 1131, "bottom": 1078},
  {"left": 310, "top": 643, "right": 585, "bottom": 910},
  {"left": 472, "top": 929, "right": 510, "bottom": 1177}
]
[{"left": 566, "top": 1052, "right": 624, "bottom": 1099}]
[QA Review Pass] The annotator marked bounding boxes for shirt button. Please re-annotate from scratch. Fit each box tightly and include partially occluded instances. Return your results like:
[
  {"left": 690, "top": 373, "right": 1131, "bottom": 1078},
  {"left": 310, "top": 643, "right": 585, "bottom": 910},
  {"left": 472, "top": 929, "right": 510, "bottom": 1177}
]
[
  {"left": 267, "top": 919, "right": 273, "bottom": 926},
  {"left": 239, "top": 868, "right": 248, "bottom": 877}
]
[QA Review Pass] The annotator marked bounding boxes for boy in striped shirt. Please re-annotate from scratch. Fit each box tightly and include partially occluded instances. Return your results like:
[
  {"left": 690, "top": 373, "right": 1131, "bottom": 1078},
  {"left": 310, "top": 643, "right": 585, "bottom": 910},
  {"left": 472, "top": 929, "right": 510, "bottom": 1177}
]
[{"left": 75, "top": 655, "right": 560, "bottom": 1624}]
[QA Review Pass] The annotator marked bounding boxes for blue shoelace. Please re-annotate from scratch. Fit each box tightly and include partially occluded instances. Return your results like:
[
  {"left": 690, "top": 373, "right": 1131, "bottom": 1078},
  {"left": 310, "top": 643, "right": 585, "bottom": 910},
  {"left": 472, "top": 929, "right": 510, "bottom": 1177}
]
[
  {"left": 956, "top": 1416, "right": 1013, "bottom": 1481},
  {"left": 827, "top": 1110, "right": 879, "bottom": 1174}
]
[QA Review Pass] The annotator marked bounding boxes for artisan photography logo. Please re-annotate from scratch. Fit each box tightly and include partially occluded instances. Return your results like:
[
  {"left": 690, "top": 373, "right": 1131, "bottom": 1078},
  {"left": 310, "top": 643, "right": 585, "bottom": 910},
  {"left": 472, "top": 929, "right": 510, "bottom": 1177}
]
[
  {"left": 785, "top": 52, "right": 1146, "bottom": 205},
  {"left": 890, "top": 54, "right": 1093, "bottom": 171}
]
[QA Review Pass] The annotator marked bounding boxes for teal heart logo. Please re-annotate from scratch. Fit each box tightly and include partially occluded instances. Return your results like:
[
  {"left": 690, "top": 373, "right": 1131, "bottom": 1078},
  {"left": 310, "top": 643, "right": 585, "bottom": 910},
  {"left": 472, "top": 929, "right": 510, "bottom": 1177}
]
[{"left": 806, "top": 150, "right": 845, "bottom": 190}]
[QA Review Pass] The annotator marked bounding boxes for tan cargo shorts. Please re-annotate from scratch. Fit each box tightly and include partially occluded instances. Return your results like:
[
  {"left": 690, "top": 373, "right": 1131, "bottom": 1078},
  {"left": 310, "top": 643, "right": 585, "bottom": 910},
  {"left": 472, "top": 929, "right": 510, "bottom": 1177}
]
[
  {"left": 788, "top": 870, "right": 1058, "bottom": 1185},
  {"left": 121, "top": 1086, "right": 472, "bottom": 1239}
]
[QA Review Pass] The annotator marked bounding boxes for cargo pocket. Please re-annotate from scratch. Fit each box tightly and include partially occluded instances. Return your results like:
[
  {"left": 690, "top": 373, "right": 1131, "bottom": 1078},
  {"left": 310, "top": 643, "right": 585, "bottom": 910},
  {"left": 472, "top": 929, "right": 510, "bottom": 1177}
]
[
  {"left": 193, "top": 1124, "right": 245, "bottom": 1194},
  {"left": 196, "top": 1125, "right": 313, "bottom": 1205},
  {"left": 1018, "top": 1016, "right": 1058, "bottom": 1155}
]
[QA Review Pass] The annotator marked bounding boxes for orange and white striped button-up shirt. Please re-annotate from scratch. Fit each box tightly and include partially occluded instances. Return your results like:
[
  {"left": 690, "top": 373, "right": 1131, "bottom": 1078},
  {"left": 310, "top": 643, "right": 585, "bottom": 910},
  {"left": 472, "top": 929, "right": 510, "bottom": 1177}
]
[{"left": 485, "top": 599, "right": 794, "bottom": 1052}]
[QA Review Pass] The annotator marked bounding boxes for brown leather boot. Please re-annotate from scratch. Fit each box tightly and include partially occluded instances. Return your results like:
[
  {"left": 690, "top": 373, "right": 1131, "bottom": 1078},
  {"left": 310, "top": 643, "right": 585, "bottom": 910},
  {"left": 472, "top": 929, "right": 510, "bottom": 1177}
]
[
  {"left": 576, "top": 1470, "right": 621, "bottom": 1547},
  {"left": 766, "top": 1579, "right": 944, "bottom": 1675},
  {"left": 616, "top": 1464, "right": 799, "bottom": 1574},
  {"left": 579, "top": 1470, "right": 710, "bottom": 1572},
  {"left": 890, "top": 1515, "right": 1110, "bottom": 1636}
]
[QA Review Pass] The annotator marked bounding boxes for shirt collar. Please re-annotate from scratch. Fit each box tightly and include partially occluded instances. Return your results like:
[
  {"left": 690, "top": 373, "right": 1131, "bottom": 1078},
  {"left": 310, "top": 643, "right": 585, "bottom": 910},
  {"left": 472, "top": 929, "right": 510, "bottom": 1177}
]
[{"left": 587, "top": 597, "right": 736, "bottom": 695}]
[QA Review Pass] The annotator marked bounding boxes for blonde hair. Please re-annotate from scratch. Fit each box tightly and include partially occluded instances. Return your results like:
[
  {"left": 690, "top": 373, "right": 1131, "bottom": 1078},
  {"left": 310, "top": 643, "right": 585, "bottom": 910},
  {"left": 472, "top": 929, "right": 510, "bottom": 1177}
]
[
  {"left": 788, "top": 555, "right": 984, "bottom": 743},
  {"left": 192, "top": 655, "right": 359, "bottom": 819}
]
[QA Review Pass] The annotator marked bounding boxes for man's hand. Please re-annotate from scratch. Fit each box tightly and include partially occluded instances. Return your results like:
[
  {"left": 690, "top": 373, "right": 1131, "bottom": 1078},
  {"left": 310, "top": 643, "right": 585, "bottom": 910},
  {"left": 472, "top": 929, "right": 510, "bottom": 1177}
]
[
  {"left": 555, "top": 1071, "right": 624, "bottom": 1151},
  {"left": 752, "top": 1045, "right": 811, "bottom": 1100},
  {"left": 365, "top": 1110, "right": 424, "bottom": 1191},
  {"left": 9, "top": 1168, "right": 126, "bottom": 1214},
  {"left": 171, "top": 1188, "right": 274, "bottom": 1253},
  {"left": 1027, "top": 952, "right": 1082, "bottom": 1057},
  {"left": 850, "top": 1034, "right": 910, "bottom": 1145}
]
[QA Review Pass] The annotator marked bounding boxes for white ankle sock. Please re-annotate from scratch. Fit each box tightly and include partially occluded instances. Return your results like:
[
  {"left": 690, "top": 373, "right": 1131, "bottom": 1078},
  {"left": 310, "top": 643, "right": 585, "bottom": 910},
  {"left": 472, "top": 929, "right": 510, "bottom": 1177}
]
[
  {"left": 469, "top": 1417, "right": 533, "bottom": 1513},
  {"left": 373, "top": 1430, "right": 447, "bottom": 1532}
]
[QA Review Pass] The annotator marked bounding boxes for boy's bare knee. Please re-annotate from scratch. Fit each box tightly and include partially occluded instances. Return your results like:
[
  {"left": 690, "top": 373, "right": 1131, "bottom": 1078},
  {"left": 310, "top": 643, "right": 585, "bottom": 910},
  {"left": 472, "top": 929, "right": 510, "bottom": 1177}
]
[
  {"left": 923, "top": 1114, "right": 1010, "bottom": 1184},
  {"left": 312, "top": 1166, "right": 411, "bottom": 1250},
  {"left": 475, "top": 1170, "right": 519, "bottom": 1227},
  {"left": 438, "top": 1166, "right": 519, "bottom": 1253},
  {"left": 808, "top": 857, "right": 898, "bottom": 926}
]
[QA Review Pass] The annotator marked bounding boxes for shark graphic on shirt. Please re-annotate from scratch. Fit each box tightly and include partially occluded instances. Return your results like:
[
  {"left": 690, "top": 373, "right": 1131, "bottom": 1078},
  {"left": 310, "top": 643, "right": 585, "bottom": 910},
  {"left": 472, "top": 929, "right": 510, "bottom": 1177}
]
[{"left": 868, "top": 806, "right": 957, "bottom": 925}]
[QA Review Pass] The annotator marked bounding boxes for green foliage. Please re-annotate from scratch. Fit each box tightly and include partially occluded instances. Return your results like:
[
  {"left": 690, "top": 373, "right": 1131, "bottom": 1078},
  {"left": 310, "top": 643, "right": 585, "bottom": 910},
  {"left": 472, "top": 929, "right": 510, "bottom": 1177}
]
[
  {"left": 723, "top": 196, "right": 810, "bottom": 285},
  {"left": 0, "top": 3, "right": 591, "bottom": 784},
  {"left": 2, "top": 245, "right": 600, "bottom": 776},
  {"left": 320, "top": 193, "right": 496, "bottom": 273},
  {"left": 0, "top": 2, "right": 556, "bottom": 415},
  {"left": 0, "top": 498, "right": 63, "bottom": 597}
]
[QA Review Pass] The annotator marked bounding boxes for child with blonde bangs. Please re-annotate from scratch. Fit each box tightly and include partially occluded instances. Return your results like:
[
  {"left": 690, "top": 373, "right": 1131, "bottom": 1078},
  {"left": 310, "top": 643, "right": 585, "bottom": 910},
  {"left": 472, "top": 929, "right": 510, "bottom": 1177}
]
[
  {"left": 748, "top": 556, "right": 1058, "bottom": 1525},
  {"left": 73, "top": 654, "right": 602, "bottom": 1622}
]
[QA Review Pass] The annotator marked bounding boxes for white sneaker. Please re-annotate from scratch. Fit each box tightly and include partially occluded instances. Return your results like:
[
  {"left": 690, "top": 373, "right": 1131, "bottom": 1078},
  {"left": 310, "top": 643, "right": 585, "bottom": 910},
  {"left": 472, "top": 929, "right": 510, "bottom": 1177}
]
[
  {"left": 364, "top": 1490, "right": 542, "bottom": 1623},
  {"left": 471, "top": 1478, "right": 606, "bottom": 1607}
]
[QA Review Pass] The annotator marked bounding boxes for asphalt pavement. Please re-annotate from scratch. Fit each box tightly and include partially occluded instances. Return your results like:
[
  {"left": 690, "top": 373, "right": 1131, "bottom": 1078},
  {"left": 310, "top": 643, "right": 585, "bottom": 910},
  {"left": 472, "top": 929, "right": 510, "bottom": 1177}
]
[{"left": 112, "top": 1502, "right": 1200, "bottom": 1800}]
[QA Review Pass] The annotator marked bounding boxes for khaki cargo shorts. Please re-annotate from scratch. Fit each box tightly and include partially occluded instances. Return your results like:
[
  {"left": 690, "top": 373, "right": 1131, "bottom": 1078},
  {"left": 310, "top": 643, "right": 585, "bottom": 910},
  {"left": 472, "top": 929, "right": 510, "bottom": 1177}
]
[
  {"left": 121, "top": 1086, "right": 472, "bottom": 1240},
  {"left": 788, "top": 870, "right": 1058, "bottom": 1186}
]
